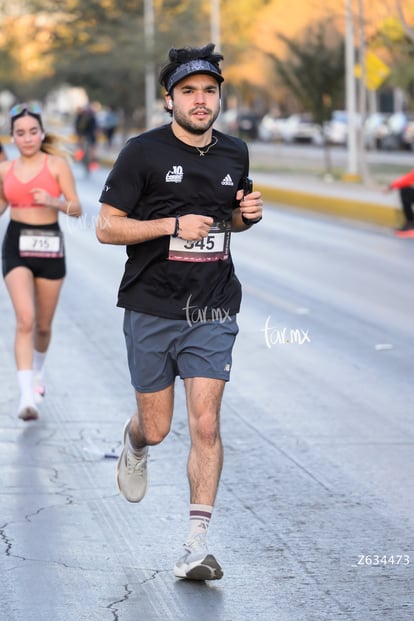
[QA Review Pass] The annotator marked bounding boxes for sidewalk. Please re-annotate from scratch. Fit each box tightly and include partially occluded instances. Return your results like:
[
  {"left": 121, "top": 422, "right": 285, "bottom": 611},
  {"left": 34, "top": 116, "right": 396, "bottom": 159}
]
[
  {"left": 96, "top": 139, "right": 402, "bottom": 229},
  {"left": 253, "top": 171, "right": 400, "bottom": 228}
]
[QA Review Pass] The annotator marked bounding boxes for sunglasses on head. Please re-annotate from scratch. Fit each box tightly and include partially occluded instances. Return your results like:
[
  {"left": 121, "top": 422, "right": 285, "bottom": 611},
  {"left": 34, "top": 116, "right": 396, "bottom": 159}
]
[{"left": 10, "top": 102, "right": 42, "bottom": 118}]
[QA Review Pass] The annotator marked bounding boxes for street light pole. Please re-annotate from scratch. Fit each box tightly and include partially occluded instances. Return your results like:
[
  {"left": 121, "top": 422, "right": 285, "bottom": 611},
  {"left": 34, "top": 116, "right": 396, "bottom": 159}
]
[
  {"left": 211, "top": 0, "right": 221, "bottom": 49},
  {"left": 144, "top": 0, "right": 156, "bottom": 130},
  {"left": 344, "top": 0, "right": 358, "bottom": 179}
]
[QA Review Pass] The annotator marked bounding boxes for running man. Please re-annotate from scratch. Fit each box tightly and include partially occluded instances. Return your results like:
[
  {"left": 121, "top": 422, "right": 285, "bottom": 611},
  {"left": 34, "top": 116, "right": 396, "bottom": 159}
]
[{"left": 96, "top": 43, "right": 263, "bottom": 580}]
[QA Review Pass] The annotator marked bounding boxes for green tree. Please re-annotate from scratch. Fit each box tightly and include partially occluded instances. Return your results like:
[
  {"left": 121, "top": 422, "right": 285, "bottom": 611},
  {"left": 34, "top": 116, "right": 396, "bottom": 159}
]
[
  {"left": 268, "top": 19, "right": 345, "bottom": 172},
  {"left": 0, "top": 8, "right": 55, "bottom": 102},
  {"left": 396, "top": 0, "right": 414, "bottom": 42},
  {"left": 371, "top": 14, "right": 414, "bottom": 109},
  {"left": 0, "top": 0, "right": 274, "bottom": 127},
  {"left": 22, "top": 0, "right": 213, "bottom": 128}
]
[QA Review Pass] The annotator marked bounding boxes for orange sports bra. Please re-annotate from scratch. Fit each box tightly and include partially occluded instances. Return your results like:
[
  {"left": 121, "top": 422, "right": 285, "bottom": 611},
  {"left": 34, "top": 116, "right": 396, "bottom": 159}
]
[{"left": 3, "top": 154, "right": 61, "bottom": 208}]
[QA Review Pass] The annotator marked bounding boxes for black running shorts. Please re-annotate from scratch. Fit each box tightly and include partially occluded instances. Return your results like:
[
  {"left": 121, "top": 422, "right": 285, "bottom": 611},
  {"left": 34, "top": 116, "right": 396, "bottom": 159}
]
[{"left": 2, "top": 220, "right": 66, "bottom": 279}]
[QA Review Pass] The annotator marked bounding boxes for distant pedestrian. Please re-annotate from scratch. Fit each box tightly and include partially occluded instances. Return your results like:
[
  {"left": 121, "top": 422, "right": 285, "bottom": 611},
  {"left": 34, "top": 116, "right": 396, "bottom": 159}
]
[
  {"left": 96, "top": 43, "right": 263, "bottom": 581},
  {"left": 0, "top": 102, "right": 82, "bottom": 421},
  {"left": 101, "top": 105, "right": 119, "bottom": 148},
  {"left": 0, "top": 140, "right": 7, "bottom": 162},
  {"left": 385, "top": 169, "right": 414, "bottom": 238},
  {"left": 74, "top": 105, "right": 99, "bottom": 170}
]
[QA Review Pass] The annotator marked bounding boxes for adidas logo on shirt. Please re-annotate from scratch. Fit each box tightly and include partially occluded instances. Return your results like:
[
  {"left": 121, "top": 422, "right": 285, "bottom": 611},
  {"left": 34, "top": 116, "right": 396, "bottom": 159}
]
[{"left": 221, "top": 174, "right": 234, "bottom": 186}]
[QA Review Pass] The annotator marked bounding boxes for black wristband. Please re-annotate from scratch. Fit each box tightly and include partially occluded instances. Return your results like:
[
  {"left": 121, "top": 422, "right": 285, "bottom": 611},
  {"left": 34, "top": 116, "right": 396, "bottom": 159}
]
[
  {"left": 172, "top": 215, "right": 180, "bottom": 237},
  {"left": 242, "top": 215, "right": 262, "bottom": 226}
]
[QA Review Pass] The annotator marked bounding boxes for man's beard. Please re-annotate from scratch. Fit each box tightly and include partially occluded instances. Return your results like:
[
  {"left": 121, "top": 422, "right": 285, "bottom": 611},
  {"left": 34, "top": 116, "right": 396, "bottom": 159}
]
[{"left": 173, "top": 106, "right": 219, "bottom": 135}]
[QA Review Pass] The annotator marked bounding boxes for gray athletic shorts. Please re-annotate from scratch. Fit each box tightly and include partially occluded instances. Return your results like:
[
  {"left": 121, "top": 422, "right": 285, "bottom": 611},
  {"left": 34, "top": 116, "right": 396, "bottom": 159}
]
[{"left": 123, "top": 310, "right": 239, "bottom": 393}]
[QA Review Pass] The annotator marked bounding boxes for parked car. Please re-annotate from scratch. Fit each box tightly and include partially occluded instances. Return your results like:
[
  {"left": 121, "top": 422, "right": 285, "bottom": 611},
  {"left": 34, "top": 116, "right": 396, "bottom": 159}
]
[
  {"left": 324, "top": 110, "right": 348, "bottom": 145},
  {"left": 324, "top": 110, "right": 364, "bottom": 146},
  {"left": 257, "top": 112, "right": 287, "bottom": 142},
  {"left": 217, "top": 108, "right": 260, "bottom": 140},
  {"left": 279, "top": 113, "right": 323, "bottom": 145},
  {"left": 238, "top": 112, "right": 260, "bottom": 139},
  {"left": 363, "top": 112, "right": 390, "bottom": 150},
  {"left": 376, "top": 112, "right": 414, "bottom": 150},
  {"left": 402, "top": 116, "right": 414, "bottom": 150}
]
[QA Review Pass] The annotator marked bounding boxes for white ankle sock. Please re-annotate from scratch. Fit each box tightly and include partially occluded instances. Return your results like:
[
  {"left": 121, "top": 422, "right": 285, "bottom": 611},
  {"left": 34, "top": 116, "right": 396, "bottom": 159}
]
[
  {"left": 188, "top": 504, "right": 213, "bottom": 542},
  {"left": 126, "top": 428, "right": 147, "bottom": 458},
  {"left": 33, "top": 350, "right": 47, "bottom": 379},
  {"left": 17, "top": 370, "right": 35, "bottom": 406}
]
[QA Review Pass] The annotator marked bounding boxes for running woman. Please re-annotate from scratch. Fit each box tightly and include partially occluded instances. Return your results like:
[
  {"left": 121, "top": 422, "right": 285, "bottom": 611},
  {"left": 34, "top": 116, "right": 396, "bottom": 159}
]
[
  {"left": 96, "top": 44, "right": 263, "bottom": 580},
  {"left": 0, "top": 103, "right": 82, "bottom": 421}
]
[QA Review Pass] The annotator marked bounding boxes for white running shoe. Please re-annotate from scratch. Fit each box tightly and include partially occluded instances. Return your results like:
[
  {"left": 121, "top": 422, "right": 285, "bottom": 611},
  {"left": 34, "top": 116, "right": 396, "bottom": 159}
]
[
  {"left": 174, "top": 535, "right": 223, "bottom": 581},
  {"left": 116, "top": 421, "right": 148, "bottom": 503},
  {"left": 18, "top": 401, "right": 39, "bottom": 421}
]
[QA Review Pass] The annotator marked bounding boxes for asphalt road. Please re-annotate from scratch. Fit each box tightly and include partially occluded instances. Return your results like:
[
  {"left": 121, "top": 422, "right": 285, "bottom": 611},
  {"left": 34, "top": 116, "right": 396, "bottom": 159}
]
[{"left": 0, "top": 163, "right": 413, "bottom": 620}]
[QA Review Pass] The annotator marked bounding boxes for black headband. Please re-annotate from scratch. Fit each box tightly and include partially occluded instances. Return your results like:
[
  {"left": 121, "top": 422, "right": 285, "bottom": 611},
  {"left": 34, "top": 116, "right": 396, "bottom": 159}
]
[{"left": 166, "top": 60, "right": 224, "bottom": 93}]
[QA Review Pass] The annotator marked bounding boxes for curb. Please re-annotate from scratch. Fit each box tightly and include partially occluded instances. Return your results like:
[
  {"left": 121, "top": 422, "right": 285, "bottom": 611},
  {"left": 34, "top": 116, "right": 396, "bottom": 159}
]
[{"left": 256, "top": 184, "right": 401, "bottom": 229}]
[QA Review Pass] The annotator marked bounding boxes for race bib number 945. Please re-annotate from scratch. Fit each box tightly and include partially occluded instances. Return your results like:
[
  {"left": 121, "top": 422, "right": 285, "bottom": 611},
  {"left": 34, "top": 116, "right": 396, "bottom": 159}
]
[
  {"left": 19, "top": 229, "right": 64, "bottom": 258},
  {"left": 168, "top": 221, "right": 231, "bottom": 262}
]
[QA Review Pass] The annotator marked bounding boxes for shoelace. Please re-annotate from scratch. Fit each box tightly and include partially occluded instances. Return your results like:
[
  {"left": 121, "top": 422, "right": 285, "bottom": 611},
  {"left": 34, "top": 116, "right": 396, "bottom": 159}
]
[{"left": 126, "top": 449, "right": 147, "bottom": 476}]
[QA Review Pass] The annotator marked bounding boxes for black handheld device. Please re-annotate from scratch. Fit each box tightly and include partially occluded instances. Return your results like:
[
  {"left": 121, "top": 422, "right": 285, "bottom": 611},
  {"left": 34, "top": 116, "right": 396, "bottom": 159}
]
[
  {"left": 240, "top": 176, "right": 261, "bottom": 226},
  {"left": 242, "top": 177, "right": 253, "bottom": 197}
]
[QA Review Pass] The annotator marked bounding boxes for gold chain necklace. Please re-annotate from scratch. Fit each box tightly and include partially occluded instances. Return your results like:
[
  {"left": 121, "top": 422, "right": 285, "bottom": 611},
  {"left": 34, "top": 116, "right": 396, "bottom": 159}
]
[{"left": 195, "top": 136, "right": 218, "bottom": 156}]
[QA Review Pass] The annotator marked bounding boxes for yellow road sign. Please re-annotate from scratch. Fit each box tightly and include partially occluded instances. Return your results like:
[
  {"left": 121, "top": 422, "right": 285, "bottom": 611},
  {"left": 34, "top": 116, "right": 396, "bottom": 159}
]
[{"left": 354, "top": 52, "right": 391, "bottom": 91}]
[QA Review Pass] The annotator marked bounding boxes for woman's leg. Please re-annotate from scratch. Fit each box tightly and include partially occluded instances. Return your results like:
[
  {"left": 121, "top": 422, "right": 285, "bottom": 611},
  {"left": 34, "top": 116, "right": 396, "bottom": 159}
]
[
  {"left": 34, "top": 277, "right": 64, "bottom": 354},
  {"left": 4, "top": 267, "right": 38, "bottom": 418},
  {"left": 4, "top": 269, "right": 64, "bottom": 417},
  {"left": 32, "top": 277, "right": 64, "bottom": 400},
  {"left": 4, "top": 266, "right": 36, "bottom": 369}
]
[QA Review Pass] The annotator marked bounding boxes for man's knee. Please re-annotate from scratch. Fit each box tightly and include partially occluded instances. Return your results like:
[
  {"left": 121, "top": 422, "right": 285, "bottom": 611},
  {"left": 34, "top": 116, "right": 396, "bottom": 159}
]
[
  {"left": 140, "top": 416, "right": 171, "bottom": 445},
  {"left": 191, "top": 411, "right": 221, "bottom": 447},
  {"left": 135, "top": 388, "right": 174, "bottom": 445}
]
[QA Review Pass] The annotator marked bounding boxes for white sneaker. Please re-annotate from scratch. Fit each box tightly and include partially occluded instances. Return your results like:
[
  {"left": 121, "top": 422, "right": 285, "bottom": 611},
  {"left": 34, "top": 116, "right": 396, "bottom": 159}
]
[
  {"left": 18, "top": 399, "right": 39, "bottom": 421},
  {"left": 116, "top": 421, "right": 148, "bottom": 503},
  {"left": 174, "top": 535, "right": 223, "bottom": 581}
]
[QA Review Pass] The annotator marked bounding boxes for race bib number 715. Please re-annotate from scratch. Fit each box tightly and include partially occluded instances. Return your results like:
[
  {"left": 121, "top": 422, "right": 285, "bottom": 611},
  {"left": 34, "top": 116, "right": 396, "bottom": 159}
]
[{"left": 19, "top": 229, "right": 64, "bottom": 258}]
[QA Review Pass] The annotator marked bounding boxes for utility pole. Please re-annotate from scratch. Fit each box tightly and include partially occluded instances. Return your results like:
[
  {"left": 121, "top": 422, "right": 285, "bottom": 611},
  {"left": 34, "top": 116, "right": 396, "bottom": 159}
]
[
  {"left": 144, "top": 0, "right": 156, "bottom": 130},
  {"left": 344, "top": 0, "right": 359, "bottom": 180},
  {"left": 356, "top": 0, "right": 372, "bottom": 186},
  {"left": 211, "top": 0, "right": 221, "bottom": 50}
]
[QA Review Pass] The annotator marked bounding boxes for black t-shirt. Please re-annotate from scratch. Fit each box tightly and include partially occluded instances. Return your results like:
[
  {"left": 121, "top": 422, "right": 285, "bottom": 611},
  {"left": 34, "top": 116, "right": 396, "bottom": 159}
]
[{"left": 99, "top": 124, "right": 249, "bottom": 320}]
